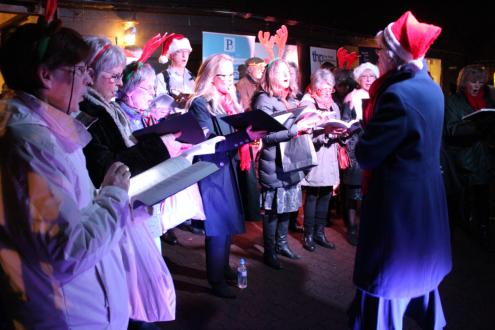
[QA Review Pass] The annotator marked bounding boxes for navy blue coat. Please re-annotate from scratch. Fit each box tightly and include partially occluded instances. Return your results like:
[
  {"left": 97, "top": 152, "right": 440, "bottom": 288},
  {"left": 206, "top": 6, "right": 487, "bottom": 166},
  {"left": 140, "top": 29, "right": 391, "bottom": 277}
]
[
  {"left": 188, "top": 97, "right": 250, "bottom": 236},
  {"left": 353, "top": 63, "right": 452, "bottom": 299}
]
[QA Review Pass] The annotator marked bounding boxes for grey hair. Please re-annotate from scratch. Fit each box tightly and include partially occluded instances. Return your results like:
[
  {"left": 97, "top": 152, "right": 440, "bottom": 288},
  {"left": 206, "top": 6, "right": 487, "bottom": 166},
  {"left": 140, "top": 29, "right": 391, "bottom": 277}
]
[
  {"left": 150, "top": 93, "right": 175, "bottom": 110},
  {"left": 310, "top": 68, "right": 335, "bottom": 90},
  {"left": 119, "top": 63, "right": 156, "bottom": 98},
  {"left": 84, "top": 36, "right": 126, "bottom": 77},
  {"left": 375, "top": 33, "right": 405, "bottom": 68}
]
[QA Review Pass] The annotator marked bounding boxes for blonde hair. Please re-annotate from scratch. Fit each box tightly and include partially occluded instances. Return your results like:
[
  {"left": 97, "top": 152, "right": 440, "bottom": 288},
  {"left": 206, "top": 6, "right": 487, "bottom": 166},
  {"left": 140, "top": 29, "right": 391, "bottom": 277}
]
[
  {"left": 260, "top": 58, "right": 293, "bottom": 99},
  {"left": 456, "top": 65, "right": 487, "bottom": 93},
  {"left": 187, "top": 53, "right": 241, "bottom": 116}
]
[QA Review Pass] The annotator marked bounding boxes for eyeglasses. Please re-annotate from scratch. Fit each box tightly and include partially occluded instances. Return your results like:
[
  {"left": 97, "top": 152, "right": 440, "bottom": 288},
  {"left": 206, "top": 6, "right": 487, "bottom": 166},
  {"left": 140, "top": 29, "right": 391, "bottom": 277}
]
[
  {"left": 60, "top": 64, "right": 88, "bottom": 76},
  {"left": 316, "top": 87, "right": 334, "bottom": 94},
  {"left": 138, "top": 85, "right": 155, "bottom": 95},
  {"left": 215, "top": 73, "right": 234, "bottom": 80},
  {"left": 360, "top": 75, "right": 376, "bottom": 80},
  {"left": 103, "top": 71, "right": 123, "bottom": 82}
]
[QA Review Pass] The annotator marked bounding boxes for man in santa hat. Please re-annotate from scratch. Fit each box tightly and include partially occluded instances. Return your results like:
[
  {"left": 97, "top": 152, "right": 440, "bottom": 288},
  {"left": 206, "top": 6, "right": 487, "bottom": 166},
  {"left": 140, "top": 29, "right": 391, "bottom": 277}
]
[
  {"left": 156, "top": 34, "right": 195, "bottom": 109},
  {"left": 348, "top": 11, "right": 452, "bottom": 329}
]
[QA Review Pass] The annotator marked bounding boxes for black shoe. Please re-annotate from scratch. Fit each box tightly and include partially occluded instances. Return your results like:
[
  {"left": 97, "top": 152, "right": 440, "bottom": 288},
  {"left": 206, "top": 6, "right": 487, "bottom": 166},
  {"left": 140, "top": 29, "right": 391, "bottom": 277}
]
[
  {"left": 314, "top": 234, "right": 336, "bottom": 249},
  {"left": 263, "top": 252, "right": 283, "bottom": 270},
  {"left": 303, "top": 234, "right": 316, "bottom": 252},
  {"left": 314, "top": 226, "right": 335, "bottom": 249},
  {"left": 347, "top": 228, "right": 358, "bottom": 246},
  {"left": 161, "top": 230, "right": 178, "bottom": 246},
  {"left": 190, "top": 226, "right": 206, "bottom": 236},
  {"left": 276, "top": 244, "right": 300, "bottom": 259},
  {"left": 225, "top": 266, "right": 237, "bottom": 286},
  {"left": 211, "top": 284, "right": 236, "bottom": 299},
  {"left": 178, "top": 222, "right": 205, "bottom": 235}
]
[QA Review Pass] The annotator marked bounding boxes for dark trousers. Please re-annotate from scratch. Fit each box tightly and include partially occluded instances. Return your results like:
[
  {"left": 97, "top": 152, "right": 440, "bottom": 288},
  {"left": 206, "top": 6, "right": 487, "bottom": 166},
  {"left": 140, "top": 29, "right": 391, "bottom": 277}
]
[
  {"left": 448, "top": 184, "right": 490, "bottom": 231},
  {"left": 470, "top": 184, "right": 490, "bottom": 229},
  {"left": 205, "top": 235, "right": 231, "bottom": 287},
  {"left": 303, "top": 186, "right": 332, "bottom": 231}
]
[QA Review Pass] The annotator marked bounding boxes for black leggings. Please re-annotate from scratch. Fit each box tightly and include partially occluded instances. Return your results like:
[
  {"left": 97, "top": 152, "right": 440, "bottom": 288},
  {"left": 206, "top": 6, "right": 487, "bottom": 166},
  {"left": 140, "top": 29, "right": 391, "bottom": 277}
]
[{"left": 303, "top": 186, "right": 332, "bottom": 230}]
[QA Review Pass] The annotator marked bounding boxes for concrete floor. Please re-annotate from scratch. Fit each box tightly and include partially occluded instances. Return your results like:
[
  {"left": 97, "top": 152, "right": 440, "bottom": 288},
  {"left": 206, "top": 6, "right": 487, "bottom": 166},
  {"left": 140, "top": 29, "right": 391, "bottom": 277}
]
[{"left": 157, "top": 218, "right": 495, "bottom": 330}]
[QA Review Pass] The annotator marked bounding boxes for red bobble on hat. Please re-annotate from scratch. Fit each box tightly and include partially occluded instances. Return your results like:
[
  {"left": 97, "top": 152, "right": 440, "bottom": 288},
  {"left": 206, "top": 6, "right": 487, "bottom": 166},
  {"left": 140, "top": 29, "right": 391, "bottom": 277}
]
[{"left": 382, "top": 11, "right": 441, "bottom": 67}]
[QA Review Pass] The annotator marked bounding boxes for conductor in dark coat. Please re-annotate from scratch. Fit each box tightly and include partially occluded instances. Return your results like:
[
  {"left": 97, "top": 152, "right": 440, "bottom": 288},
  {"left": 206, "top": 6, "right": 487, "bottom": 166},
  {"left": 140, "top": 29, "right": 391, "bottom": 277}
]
[{"left": 348, "top": 11, "right": 452, "bottom": 330}]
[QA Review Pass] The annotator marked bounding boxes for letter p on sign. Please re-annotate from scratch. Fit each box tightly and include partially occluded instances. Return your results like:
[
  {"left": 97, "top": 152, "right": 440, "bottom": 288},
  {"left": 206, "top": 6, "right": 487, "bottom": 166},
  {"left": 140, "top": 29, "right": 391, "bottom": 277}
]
[{"left": 224, "top": 37, "right": 235, "bottom": 52}]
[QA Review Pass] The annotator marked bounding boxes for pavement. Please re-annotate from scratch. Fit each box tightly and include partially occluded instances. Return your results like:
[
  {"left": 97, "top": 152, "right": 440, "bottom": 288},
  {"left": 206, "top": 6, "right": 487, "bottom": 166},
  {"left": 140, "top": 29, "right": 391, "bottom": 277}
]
[{"left": 157, "top": 217, "right": 495, "bottom": 330}]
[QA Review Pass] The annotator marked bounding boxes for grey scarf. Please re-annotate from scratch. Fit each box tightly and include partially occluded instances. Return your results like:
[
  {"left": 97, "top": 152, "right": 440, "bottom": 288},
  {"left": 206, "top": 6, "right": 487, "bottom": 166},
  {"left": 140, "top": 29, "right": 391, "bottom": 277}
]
[{"left": 84, "top": 87, "right": 136, "bottom": 147}]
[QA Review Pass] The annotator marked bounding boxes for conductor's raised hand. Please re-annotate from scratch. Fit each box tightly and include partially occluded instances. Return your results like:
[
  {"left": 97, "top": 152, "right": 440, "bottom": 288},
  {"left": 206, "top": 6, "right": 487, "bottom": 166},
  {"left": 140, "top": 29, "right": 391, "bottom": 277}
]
[{"left": 101, "top": 162, "right": 131, "bottom": 191}]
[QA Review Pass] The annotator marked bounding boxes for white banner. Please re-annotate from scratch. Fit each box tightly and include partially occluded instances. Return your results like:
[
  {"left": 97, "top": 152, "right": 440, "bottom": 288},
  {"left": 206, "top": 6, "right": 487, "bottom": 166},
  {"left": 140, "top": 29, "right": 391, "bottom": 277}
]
[{"left": 310, "top": 47, "right": 336, "bottom": 73}]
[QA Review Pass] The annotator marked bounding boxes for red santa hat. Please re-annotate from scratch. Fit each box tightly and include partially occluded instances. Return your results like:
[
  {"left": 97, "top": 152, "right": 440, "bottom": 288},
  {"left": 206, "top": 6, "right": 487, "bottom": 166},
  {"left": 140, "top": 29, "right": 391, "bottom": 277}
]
[
  {"left": 158, "top": 34, "right": 192, "bottom": 64},
  {"left": 378, "top": 11, "right": 441, "bottom": 69}
]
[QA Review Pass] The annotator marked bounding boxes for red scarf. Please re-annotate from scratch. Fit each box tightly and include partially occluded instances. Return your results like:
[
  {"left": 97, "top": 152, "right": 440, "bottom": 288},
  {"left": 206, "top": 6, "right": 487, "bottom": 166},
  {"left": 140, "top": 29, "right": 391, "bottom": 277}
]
[
  {"left": 464, "top": 88, "right": 486, "bottom": 111},
  {"left": 219, "top": 92, "right": 236, "bottom": 115},
  {"left": 218, "top": 91, "right": 253, "bottom": 171}
]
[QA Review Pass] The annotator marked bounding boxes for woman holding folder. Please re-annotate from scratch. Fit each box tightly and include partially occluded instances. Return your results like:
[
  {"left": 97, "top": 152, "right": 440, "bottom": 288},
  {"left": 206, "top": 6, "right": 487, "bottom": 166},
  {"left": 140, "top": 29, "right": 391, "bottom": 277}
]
[
  {"left": 187, "top": 54, "right": 265, "bottom": 298},
  {"left": 252, "top": 58, "right": 314, "bottom": 269}
]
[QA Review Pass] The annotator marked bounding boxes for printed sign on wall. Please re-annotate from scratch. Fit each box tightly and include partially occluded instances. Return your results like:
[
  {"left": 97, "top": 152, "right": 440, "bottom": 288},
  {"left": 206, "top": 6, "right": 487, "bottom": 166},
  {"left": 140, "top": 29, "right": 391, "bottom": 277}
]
[
  {"left": 358, "top": 47, "right": 379, "bottom": 64},
  {"left": 202, "top": 31, "right": 255, "bottom": 81},
  {"left": 309, "top": 47, "right": 336, "bottom": 73}
]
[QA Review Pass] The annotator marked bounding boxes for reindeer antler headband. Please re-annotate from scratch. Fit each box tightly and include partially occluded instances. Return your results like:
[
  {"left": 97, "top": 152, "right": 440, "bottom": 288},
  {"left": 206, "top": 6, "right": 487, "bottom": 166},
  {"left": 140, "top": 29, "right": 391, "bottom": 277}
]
[
  {"left": 336, "top": 47, "right": 358, "bottom": 70},
  {"left": 36, "top": 0, "right": 61, "bottom": 62},
  {"left": 257, "top": 25, "right": 288, "bottom": 64}
]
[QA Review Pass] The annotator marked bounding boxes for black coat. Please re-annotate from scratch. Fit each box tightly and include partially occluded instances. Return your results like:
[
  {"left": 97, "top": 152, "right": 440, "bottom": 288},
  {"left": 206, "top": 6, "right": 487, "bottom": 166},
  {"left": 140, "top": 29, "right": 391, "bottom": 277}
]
[
  {"left": 443, "top": 88, "right": 495, "bottom": 189},
  {"left": 79, "top": 97, "right": 170, "bottom": 187},
  {"left": 252, "top": 92, "right": 304, "bottom": 189}
]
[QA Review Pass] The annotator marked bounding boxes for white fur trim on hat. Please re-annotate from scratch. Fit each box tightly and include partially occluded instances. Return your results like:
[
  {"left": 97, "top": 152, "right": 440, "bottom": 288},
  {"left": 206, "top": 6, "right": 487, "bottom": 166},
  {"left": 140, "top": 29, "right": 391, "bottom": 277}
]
[
  {"left": 168, "top": 38, "right": 192, "bottom": 55},
  {"left": 382, "top": 23, "right": 424, "bottom": 69},
  {"left": 353, "top": 62, "right": 380, "bottom": 80},
  {"left": 158, "top": 55, "right": 169, "bottom": 64}
]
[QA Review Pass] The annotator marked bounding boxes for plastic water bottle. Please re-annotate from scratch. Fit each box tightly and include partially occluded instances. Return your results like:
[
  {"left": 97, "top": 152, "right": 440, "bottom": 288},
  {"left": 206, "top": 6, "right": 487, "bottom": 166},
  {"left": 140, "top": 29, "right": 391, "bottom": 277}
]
[{"left": 237, "top": 258, "right": 247, "bottom": 289}]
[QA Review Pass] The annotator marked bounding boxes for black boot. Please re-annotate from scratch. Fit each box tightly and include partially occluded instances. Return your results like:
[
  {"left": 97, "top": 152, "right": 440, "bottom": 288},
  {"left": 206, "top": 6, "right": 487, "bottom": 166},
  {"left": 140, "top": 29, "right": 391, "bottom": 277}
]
[
  {"left": 289, "top": 211, "right": 304, "bottom": 232},
  {"left": 314, "top": 224, "right": 335, "bottom": 249},
  {"left": 347, "top": 225, "right": 358, "bottom": 246},
  {"left": 211, "top": 283, "right": 236, "bottom": 299},
  {"left": 276, "top": 217, "right": 300, "bottom": 259},
  {"left": 263, "top": 213, "right": 283, "bottom": 269},
  {"left": 263, "top": 250, "right": 282, "bottom": 269},
  {"left": 303, "top": 232, "right": 316, "bottom": 252}
]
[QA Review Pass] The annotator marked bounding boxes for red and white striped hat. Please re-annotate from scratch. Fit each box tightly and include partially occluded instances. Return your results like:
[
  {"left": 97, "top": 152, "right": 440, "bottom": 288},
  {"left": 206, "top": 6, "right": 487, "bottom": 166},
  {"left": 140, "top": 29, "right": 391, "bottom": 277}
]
[{"left": 378, "top": 11, "right": 441, "bottom": 69}]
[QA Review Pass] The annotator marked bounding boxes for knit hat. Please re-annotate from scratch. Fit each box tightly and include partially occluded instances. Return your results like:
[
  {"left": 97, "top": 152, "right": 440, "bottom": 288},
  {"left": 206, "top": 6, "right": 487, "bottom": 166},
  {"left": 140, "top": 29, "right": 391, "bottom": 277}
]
[
  {"left": 159, "top": 34, "right": 192, "bottom": 64},
  {"left": 353, "top": 62, "right": 379, "bottom": 81},
  {"left": 377, "top": 11, "right": 441, "bottom": 69}
]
